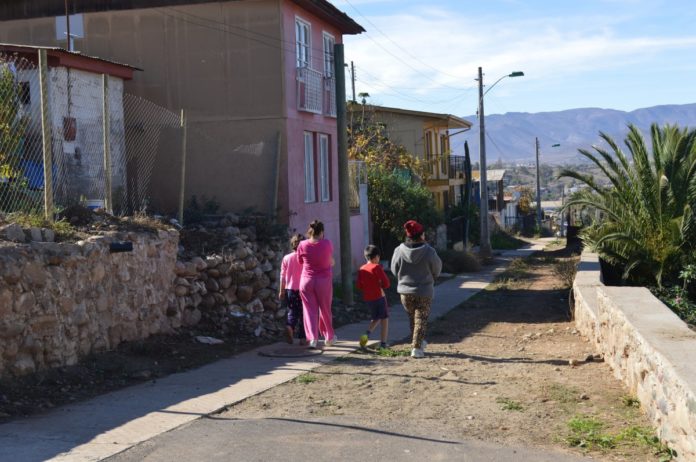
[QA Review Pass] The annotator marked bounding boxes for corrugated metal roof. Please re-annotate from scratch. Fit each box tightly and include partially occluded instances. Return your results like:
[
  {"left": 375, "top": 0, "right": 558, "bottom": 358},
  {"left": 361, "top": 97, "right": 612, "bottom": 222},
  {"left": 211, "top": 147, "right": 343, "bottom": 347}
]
[
  {"left": 355, "top": 105, "right": 472, "bottom": 129},
  {"left": 472, "top": 169, "right": 506, "bottom": 182},
  {"left": 0, "top": 0, "right": 365, "bottom": 35},
  {"left": 0, "top": 43, "right": 142, "bottom": 71}
]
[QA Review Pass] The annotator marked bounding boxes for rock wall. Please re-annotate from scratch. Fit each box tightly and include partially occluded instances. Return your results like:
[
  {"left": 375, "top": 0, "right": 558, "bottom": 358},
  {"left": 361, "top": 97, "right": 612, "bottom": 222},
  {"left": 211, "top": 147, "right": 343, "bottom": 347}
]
[
  {"left": 171, "top": 220, "right": 285, "bottom": 340},
  {"left": 0, "top": 230, "right": 179, "bottom": 377},
  {"left": 573, "top": 252, "right": 696, "bottom": 460}
]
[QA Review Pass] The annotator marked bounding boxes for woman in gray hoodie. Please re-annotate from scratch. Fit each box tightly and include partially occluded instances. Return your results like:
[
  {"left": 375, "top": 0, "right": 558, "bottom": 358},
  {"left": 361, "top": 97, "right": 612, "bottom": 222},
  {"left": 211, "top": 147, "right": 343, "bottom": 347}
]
[{"left": 391, "top": 220, "right": 442, "bottom": 358}]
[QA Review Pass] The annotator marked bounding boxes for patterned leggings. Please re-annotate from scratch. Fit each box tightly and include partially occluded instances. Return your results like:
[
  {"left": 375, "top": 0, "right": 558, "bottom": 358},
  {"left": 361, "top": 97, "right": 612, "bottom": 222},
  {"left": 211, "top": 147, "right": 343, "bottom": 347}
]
[{"left": 400, "top": 294, "right": 432, "bottom": 349}]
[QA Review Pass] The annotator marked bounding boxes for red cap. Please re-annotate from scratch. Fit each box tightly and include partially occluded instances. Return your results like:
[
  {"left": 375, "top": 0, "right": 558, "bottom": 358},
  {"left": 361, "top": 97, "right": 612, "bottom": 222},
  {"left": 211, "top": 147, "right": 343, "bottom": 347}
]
[{"left": 404, "top": 220, "right": 424, "bottom": 238}]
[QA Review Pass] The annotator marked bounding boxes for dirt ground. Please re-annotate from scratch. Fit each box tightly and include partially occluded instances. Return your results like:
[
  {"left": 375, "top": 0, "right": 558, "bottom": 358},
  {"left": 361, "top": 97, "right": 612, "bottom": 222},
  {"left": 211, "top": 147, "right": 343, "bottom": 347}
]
[
  {"left": 222, "top": 244, "right": 672, "bottom": 462},
  {"left": 0, "top": 302, "right": 372, "bottom": 421}
]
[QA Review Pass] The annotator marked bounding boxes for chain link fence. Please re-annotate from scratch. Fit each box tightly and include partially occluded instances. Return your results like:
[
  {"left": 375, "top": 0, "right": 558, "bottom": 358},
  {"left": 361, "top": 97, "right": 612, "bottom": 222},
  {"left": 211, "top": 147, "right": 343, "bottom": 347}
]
[
  {"left": 0, "top": 52, "right": 45, "bottom": 214},
  {"left": 0, "top": 49, "right": 183, "bottom": 220}
]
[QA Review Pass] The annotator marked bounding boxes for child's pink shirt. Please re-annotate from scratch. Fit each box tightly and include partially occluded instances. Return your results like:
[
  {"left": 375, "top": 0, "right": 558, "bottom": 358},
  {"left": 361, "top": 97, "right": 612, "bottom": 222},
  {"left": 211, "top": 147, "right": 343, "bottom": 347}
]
[
  {"left": 297, "top": 239, "right": 333, "bottom": 278},
  {"left": 280, "top": 251, "right": 302, "bottom": 290}
]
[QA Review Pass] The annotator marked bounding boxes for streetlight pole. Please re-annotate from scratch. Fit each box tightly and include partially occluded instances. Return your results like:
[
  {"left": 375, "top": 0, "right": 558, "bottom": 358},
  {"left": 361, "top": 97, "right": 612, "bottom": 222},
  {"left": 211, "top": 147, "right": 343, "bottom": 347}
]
[{"left": 476, "top": 67, "right": 523, "bottom": 258}]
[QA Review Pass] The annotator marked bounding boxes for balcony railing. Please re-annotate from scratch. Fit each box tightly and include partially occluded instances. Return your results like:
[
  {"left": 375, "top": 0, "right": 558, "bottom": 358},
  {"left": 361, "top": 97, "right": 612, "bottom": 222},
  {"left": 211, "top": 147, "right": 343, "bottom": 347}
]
[
  {"left": 297, "top": 67, "right": 323, "bottom": 114},
  {"left": 297, "top": 67, "right": 336, "bottom": 116}
]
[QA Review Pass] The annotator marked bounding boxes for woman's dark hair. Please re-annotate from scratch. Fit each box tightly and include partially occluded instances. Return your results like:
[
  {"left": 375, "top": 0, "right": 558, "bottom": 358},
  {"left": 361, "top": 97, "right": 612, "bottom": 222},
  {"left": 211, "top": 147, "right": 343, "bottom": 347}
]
[
  {"left": 290, "top": 233, "right": 304, "bottom": 251},
  {"left": 364, "top": 245, "right": 380, "bottom": 260},
  {"left": 307, "top": 220, "right": 324, "bottom": 238}
]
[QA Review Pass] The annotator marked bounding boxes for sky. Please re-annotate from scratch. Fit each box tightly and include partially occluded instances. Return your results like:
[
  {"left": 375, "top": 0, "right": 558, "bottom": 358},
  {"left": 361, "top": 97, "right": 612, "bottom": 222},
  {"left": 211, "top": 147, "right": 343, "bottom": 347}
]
[{"left": 330, "top": 0, "right": 696, "bottom": 116}]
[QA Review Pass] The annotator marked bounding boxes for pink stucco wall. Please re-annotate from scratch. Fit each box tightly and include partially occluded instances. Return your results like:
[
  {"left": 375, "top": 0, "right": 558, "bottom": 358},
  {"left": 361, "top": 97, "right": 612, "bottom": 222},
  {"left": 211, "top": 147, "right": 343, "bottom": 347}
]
[{"left": 280, "top": 0, "right": 364, "bottom": 275}]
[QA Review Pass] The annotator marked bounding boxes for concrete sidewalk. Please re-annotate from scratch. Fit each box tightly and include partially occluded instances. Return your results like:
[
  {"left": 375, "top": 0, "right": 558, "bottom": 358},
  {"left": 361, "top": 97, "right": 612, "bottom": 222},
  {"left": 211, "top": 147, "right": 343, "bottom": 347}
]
[{"left": 0, "top": 240, "right": 551, "bottom": 462}]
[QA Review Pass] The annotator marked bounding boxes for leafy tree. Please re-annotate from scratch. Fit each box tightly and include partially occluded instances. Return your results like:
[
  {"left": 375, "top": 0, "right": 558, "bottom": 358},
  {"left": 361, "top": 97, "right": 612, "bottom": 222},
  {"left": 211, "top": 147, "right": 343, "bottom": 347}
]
[
  {"left": 560, "top": 124, "right": 696, "bottom": 286},
  {"left": 0, "top": 66, "right": 27, "bottom": 180},
  {"left": 368, "top": 165, "right": 441, "bottom": 255},
  {"left": 348, "top": 102, "right": 440, "bottom": 254},
  {"left": 516, "top": 186, "right": 535, "bottom": 215},
  {"left": 348, "top": 103, "right": 426, "bottom": 179}
]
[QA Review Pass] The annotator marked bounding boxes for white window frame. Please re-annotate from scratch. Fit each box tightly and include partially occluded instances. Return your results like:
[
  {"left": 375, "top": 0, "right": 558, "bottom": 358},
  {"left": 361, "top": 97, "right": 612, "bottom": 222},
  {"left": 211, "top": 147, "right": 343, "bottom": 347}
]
[
  {"left": 304, "top": 132, "right": 316, "bottom": 203},
  {"left": 319, "top": 134, "right": 330, "bottom": 202},
  {"left": 295, "top": 17, "right": 311, "bottom": 68},
  {"left": 322, "top": 32, "right": 335, "bottom": 77}
]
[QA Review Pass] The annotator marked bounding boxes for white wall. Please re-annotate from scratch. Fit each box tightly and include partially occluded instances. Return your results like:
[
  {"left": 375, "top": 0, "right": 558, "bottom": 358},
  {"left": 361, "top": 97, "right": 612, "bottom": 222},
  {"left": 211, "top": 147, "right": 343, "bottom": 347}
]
[{"left": 46, "top": 67, "right": 126, "bottom": 206}]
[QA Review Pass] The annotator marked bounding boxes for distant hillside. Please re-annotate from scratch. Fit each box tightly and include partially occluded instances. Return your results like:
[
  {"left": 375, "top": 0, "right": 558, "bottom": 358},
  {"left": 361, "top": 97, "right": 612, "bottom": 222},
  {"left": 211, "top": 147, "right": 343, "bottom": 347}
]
[{"left": 454, "top": 103, "right": 696, "bottom": 164}]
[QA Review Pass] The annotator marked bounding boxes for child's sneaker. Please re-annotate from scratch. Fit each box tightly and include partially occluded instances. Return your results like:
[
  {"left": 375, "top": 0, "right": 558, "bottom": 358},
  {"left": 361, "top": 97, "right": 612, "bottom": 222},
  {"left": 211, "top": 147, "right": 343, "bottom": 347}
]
[
  {"left": 379, "top": 341, "right": 389, "bottom": 349},
  {"left": 411, "top": 348, "right": 424, "bottom": 358},
  {"left": 325, "top": 336, "right": 338, "bottom": 347},
  {"left": 359, "top": 334, "right": 369, "bottom": 348},
  {"left": 307, "top": 340, "right": 318, "bottom": 349}
]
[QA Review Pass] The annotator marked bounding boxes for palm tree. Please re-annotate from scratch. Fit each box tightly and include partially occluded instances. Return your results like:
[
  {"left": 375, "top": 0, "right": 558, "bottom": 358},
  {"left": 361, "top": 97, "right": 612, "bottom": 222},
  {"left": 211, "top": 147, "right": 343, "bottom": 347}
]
[{"left": 560, "top": 123, "right": 696, "bottom": 286}]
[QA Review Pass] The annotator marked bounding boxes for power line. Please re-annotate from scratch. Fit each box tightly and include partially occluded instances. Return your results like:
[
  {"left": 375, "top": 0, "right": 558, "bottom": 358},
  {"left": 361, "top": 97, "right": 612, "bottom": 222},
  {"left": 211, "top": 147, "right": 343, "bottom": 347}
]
[
  {"left": 357, "top": 66, "right": 474, "bottom": 103},
  {"left": 158, "top": 7, "right": 475, "bottom": 111},
  {"left": 342, "top": 0, "right": 463, "bottom": 81}
]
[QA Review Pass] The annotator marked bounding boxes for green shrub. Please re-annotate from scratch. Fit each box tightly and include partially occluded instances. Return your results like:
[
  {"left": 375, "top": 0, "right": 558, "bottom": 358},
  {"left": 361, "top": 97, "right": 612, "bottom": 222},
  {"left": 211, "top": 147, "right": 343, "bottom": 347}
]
[
  {"left": 438, "top": 249, "right": 481, "bottom": 273},
  {"left": 490, "top": 231, "right": 526, "bottom": 250}
]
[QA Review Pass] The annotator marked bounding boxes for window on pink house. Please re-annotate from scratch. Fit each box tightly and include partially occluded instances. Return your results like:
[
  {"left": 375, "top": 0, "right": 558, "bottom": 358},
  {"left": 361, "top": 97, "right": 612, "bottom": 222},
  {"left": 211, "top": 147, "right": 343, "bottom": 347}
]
[
  {"left": 304, "top": 131, "right": 316, "bottom": 203},
  {"left": 319, "top": 133, "right": 331, "bottom": 202},
  {"left": 323, "top": 33, "right": 335, "bottom": 77},
  {"left": 296, "top": 18, "right": 310, "bottom": 68}
]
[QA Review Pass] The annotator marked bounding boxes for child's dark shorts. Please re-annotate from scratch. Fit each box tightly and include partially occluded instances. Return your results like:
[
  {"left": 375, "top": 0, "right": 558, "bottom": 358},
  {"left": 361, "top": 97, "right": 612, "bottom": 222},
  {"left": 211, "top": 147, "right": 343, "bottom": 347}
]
[
  {"left": 366, "top": 296, "right": 389, "bottom": 320},
  {"left": 285, "top": 289, "right": 305, "bottom": 339}
]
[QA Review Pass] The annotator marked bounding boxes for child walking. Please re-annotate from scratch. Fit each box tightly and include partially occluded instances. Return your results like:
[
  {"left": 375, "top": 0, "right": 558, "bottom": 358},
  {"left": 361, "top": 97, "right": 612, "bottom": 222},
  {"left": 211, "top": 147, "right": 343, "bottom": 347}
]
[
  {"left": 279, "top": 233, "right": 306, "bottom": 345},
  {"left": 357, "top": 245, "right": 391, "bottom": 349}
]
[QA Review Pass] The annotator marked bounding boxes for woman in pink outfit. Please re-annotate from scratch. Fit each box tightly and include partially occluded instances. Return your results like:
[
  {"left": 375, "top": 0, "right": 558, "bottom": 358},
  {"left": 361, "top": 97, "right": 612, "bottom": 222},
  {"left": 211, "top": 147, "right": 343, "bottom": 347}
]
[{"left": 296, "top": 220, "right": 335, "bottom": 349}]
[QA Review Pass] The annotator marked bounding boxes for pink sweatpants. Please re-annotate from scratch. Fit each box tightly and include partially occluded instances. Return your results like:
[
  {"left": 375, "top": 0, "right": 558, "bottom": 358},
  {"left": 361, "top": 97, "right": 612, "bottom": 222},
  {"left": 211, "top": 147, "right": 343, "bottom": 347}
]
[{"left": 300, "top": 275, "right": 334, "bottom": 342}]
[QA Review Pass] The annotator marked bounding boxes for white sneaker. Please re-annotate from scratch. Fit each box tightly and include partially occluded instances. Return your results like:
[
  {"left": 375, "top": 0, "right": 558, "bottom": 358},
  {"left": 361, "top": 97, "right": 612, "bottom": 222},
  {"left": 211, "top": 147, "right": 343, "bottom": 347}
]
[
  {"left": 421, "top": 340, "right": 428, "bottom": 351},
  {"left": 411, "top": 348, "right": 424, "bottom": 358},
  {"left": 325, "top": 336, "right": 338, "bottom": 346},
  {"left": 307, "top": 340, "right": 318, "bottom": 349}
]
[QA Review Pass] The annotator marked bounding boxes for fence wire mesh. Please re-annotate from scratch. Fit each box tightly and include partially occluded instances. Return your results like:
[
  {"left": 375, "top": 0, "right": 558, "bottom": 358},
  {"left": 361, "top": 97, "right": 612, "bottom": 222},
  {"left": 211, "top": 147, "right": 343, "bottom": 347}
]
[
  {"left": 0, "top": 49, "right": 182, "bottom": 219},
  {"left": 0, "top": 52, "right": 46, "bottom": 214},
  {"left": 121, "top": 94, "right": 181, "bottom": 215}
]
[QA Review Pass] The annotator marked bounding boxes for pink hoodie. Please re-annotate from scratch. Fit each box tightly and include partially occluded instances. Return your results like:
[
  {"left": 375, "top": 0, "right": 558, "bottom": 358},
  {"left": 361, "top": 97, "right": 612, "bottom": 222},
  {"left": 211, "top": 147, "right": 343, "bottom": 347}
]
[{"left": 280, "top": 251, "right": 303, "bottom": 291}]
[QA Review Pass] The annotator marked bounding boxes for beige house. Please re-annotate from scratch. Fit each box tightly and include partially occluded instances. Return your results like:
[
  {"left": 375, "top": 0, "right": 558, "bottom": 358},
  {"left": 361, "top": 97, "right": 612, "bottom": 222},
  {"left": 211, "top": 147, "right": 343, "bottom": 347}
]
[{"left": 350, "top": 105, "right": 471, "bottom": 211}]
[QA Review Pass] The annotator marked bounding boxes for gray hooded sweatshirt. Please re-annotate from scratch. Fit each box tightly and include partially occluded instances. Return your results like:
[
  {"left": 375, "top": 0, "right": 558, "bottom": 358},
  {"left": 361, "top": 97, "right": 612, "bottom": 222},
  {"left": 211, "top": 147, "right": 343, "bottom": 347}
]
[{"left": 390, "top": 242, "right": 442, "bottom": 298}]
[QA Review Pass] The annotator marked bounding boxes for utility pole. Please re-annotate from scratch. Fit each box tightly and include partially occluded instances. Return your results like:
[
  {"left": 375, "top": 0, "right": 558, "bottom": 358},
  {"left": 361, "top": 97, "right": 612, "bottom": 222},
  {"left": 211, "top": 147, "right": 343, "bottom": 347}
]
[
  {"left": 335, "top": 43, "right": 353, "bottom": 305},
  {"left": 64, "top": 0, "right": 73, "bottom": 51},
  {"left": 477, "top": 67, "right": 492, "bottom": 258},
  {"left": 350, "top": 61, "right": 356, "bottom": 103},
  {"left": 535, "top": 136, "right": 542, "bottom": 232}
]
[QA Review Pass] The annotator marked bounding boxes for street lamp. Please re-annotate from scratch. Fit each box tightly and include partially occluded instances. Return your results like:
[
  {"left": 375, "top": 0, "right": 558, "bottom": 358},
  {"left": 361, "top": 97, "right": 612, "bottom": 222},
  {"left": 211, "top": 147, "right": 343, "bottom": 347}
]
[
  {"left": 535, "top": 139, "right": 560, "bottom": 232},
  {"left": 476, "top": 67, "right": 524, "bottom": 258}
]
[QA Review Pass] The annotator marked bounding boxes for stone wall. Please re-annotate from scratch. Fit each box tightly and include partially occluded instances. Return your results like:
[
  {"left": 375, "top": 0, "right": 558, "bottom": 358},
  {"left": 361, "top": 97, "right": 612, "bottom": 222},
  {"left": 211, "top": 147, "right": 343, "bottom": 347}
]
[
  {"left": 573, "top": 252, "right": 696, "bottom": 460},
  {"left": 171, "top": 219, "right": 285, "bottom": 340},
  {"left": 0, "top": 229, "right": 179, "bottom": 377}
]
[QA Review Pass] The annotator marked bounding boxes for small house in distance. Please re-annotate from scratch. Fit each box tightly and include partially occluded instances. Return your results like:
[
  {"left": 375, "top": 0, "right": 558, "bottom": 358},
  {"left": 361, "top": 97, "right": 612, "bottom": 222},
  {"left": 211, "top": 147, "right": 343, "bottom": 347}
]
[{"left": 0, "top": 43, "right": 138, "bottom": 209}]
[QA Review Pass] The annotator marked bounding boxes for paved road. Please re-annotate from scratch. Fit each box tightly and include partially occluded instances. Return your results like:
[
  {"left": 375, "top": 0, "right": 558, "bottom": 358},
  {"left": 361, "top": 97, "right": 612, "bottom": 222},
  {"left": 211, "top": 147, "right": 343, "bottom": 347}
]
[{"left": 107, "top": 415, "right": 590, "bottom": 462}]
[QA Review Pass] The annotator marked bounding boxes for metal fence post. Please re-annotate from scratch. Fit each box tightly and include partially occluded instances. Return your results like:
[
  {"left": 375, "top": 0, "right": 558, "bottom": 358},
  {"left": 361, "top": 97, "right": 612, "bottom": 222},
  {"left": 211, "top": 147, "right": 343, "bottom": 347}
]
[
  {"left": 38, "top": 49, "right": 54, "bottom": 221},
  {"left": 102, "top": 74, "right": 112, "bottom": 214},
  {"left": 178, "top": 109, "right": 187, "bottom": 225}
]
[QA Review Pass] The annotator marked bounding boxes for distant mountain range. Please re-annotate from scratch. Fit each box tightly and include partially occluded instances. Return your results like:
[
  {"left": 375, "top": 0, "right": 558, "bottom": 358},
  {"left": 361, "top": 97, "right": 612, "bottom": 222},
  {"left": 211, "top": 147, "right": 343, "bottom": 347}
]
[{"left": 453, "top": 103, "right": 696, "bottom": 164}]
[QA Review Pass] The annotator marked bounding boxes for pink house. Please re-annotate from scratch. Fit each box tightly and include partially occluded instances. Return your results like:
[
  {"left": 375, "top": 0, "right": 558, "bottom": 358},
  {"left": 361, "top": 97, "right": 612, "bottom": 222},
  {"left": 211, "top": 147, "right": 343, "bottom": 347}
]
[{"left": 0, "top": 0, "right": 367, "bottom": 270}]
